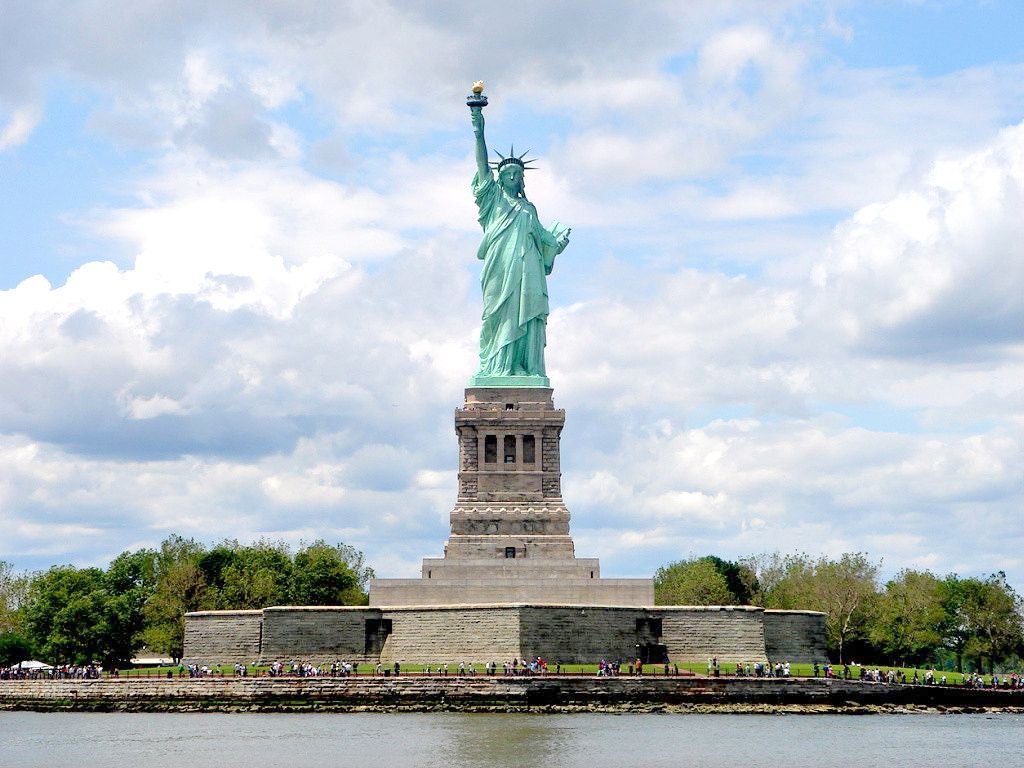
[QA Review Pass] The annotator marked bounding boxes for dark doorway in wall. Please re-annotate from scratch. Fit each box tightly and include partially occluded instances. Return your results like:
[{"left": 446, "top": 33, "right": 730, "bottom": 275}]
[
  {"left": 635, "top": 616, "right": 665, "bottom": 663},
  {"left": 365, "top": 618, "right": 392, "bottom": 655},
  {"left": 638, "top": 642, "right": 668, "bottom": 664}
]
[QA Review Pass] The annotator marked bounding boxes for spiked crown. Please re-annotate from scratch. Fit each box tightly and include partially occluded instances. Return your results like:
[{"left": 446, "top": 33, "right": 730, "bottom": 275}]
[{"left": 491, "top": 145, "right": 537, "bottom": 173}]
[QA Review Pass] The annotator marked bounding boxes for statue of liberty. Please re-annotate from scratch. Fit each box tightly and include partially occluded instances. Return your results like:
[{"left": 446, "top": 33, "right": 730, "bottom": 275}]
[{"left": 467, "top": 83, "right": 570, "bottom": 387}]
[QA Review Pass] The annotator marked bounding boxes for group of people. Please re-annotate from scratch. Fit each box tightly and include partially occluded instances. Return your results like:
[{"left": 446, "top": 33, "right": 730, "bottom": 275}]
[
  {"left": 731, "top": 661, "right": 791, "bottom": 678},
  {"left": 706, "top": 658, "right": 790, "bottom": 678},
  {"left": 505, "top": 657, "right": 548, "bottom": 675},
  {"left": 813, "top": 663, "right": 1024, "bottom": 688},
  {"left": 930, "top": 671, "right": 1023, "bottom": 689},
  {"left": 364, "top": 658, "right": 552, "bottom": 677},
  {"left": 857, "top": 667, "right": 944, "bottom": 685},
  {"left": 261, "top": 660, "right": 358, "bottom": 677},
  {"left": 0, "top": 664, "right": 101, "bottom": 680},
  {"left": 978, "top": 673, "right": 1023, "bottom": 689},
  {"left": 7, "top": 658, "right": 1022, "bottom": 687},
  {"left": 598, "top": 659, "right": 682, "bottom": 676}
]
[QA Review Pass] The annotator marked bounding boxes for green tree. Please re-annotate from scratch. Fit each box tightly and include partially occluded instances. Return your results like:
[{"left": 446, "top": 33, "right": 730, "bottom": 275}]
[
  {"left": 961, "top": 572, "right": 1024, "bottom": 674},
  {"left": 141, "top": 535, "right": 207, "bottom": 662},
  {"left": 9, "top": 535, "right": 381, "bottom": 667},
  {"left": 103, "top": 549, "right": 158, "bottom": 667},
  {"left": 195, "top": 542, "right": 239, "bottom": 607},
  {"left": 0, "top": 560, "right": 32, "bottom": 634},
  {"left": 743, "top": 552, "right": 815, "bottom": 609},
  {"left": 0, "top": 632, "right": 35, "bottom": 666},
  {"left": 217, "top": 540, "right": 292, "bottom": 609},
  {"left": 333, "top": 542, "right": 375, "bottom": 598},
  {"left": 24, "top": 565, "right": 109, "bottom": 665},
  {"left": 870, "top": 569, "right": 944, "bottom": 667},
  {"left": 703, "top": 555, "right": 758, "bottom": 604},
  {"left": 939, "top": 575, "right": 973, "bottom": 673},
  {"left": 290, "top": 541, "right": 362, "bottom": 605},
  {"left": 654, "top": 558, "right": 737, "bottom": 605},
  {"left": 748, "top": 552, "right": 879, "bottom": 662},
  {"left": 745, "top": 552, "right": 880, "bottom": 663},
  {"left": 809, "top": 553, "right": 880, "bottom": 664}
]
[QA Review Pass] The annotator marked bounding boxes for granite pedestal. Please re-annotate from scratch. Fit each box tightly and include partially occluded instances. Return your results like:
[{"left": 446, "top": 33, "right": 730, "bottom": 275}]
[{"left": 369, "top": 387, "right": 654, "bottom": 606}]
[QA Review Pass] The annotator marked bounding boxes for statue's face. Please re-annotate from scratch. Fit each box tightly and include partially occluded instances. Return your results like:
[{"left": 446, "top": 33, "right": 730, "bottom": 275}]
[{"left": 499, "top": 165, "right": 524, "bottom": 195}]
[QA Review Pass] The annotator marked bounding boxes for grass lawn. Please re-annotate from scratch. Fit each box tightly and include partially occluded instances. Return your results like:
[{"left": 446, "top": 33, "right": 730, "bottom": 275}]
[
  {"left": 672, "top": 661, "right": 1002, "bottom": 686},
  {"left": 109, "top": 660, "right": 1006, "bottom": 686}
]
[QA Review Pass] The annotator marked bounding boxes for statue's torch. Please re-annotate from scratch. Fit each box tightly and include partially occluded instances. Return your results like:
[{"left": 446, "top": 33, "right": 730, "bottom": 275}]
[{"left": 466, "top": 80, "right": 488, "bottom": 109}]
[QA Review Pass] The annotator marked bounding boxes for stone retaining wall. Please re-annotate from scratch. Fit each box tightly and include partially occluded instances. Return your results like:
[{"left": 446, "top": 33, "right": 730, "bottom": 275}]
[
  {"left": 260, "top": 607, "right": 379, "bottom": 664},
  {"left": 182, "top": 610, "right": 262, "bottom": 665},
  {"left": 660, "top": 607, "right": 767, "bottom": 663},
  {"left": 380, "top": 606, "right": 521, "bottom": 664},
  {"left": 519, "top": 606, "right": 643, "bottom": 662},
  {"left": 2, "top": 677, "right": 1021, "bottom": 713},
  {"left": 763, "top": 610, "right": 828, "bottom": 663},
  {"left": 183, "top": 604, "right": 827, "bottom": 667}
]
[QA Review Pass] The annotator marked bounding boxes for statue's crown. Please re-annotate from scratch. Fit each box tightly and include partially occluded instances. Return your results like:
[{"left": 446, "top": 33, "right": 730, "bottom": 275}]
[{"left": 491, "top": 145, "right": 537, "bottom": 172}]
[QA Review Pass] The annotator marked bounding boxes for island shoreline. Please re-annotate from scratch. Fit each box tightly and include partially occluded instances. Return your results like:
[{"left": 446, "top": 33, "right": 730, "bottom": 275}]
[{"left": 3, "top": 676, "right": 1022, "bottom": 714}]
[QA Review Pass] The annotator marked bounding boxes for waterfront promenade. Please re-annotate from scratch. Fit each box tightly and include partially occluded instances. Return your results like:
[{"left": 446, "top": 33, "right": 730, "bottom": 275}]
[{"left": 2, "top": 675, "right": 1022, "bottom": 713}]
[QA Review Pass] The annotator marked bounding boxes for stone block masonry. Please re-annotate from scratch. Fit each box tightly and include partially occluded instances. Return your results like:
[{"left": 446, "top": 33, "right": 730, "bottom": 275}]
[
  {"left": 659, "top": 606, "right": 768, "bottom": 663},
  {"left": 4, "top": 677, "right": 1021, "bottom": 714},
  {"left": 518, "top": 606, "right": 644, "bottom": 662},
  {"left": 380, "top": 606, "right": 522, "bottom": 664},
  {"left": 763, "top": 610, "right": 828, "bottom": 664},
  {"left": 182, "top": 610, "right": 262, "bottom": 664},
  {"left": 184, "top": 605, "right": 827, "bottom": 666},
  {"left": 260, "top": 607, "right": 381, "bottom": 665}
]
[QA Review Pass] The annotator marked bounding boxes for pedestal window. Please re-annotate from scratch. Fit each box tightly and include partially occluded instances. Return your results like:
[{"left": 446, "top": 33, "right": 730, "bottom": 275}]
[
  {"left": 522, "top": 435, "right": 536, "bottom": 463},
  {"left": 503, "top": 435, "right": 516, "bottom": 463}
]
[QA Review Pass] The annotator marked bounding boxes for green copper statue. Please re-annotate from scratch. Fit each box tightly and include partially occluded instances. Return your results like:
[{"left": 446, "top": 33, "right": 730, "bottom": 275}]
[{"left": 467, "top": 82, "right": 570, "bottom": 387}]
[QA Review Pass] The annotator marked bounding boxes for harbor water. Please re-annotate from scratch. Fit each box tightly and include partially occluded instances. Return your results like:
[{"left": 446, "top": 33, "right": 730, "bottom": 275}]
[{"left": 1, "top": 710, "right": 1022, "bottom": 767}]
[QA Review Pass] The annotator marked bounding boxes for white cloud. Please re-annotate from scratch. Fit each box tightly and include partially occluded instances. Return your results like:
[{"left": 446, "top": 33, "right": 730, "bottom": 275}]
[
  {"left": 122, "top": 393, "right": 185, "bottom": 420},
  {"left": 702, "top": 182, "right": 801, "bottom": 220},
  {"left": 810, "top": 120, "right": 1024, "bottom": 357},
  {"left": 565, "top": 417, "right": 1021, "bottom": 578},
  {"left": 0, "top": 104, "right": 41, "bottom": 150}
]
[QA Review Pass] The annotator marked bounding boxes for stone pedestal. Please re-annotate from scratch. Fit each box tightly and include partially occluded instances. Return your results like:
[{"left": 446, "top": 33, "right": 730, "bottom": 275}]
[
  {"left": 449, "top": 387, "right": 572, "bottom": 558},
  {"left": 369, "top": 387, "right": 654, "bottom": 606}
]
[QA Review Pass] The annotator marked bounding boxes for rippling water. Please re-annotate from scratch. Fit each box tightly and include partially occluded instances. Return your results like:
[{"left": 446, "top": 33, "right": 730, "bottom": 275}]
[{"left": 0, "top": 711, "right": 1020, "bottom": 768}]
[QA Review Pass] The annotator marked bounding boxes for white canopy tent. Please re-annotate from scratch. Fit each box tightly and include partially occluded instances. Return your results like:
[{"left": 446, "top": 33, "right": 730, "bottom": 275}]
[{"left": 11, "top": 660, "right": 53, "bottom": 670}]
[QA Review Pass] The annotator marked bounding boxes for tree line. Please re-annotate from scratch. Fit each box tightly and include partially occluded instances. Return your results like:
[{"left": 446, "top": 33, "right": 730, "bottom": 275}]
[
  {"left": 0, "top": 536, "right": 374, "bottom": 668},
  {"left": 4, "top": 543, "right": 1021, "bottom": 673},
  {"left": 654, "top": 553, "right": 1024, "bottom": 673}
]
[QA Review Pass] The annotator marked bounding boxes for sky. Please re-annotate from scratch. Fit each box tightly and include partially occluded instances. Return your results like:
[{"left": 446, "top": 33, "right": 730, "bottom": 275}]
[{"left": 1, "top": 0, "right": 1022, "bottom": 591}]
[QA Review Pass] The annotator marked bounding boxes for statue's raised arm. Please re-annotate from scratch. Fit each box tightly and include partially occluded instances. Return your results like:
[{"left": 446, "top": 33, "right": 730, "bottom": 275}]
[
  {"left": 471, "top": 107, "right": 489, "bottom": 180},
  {"left": 465, "top": 82, "right": 570, "bottom": 388},
  {"left": 468, "top": 81, "right": 490, "bottom": 180}
]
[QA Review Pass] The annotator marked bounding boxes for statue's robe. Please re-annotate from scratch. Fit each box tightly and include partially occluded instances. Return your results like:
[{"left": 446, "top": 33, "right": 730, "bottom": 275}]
[{"left": 472, "top": 171, "right": 559, "bottom": 377}]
